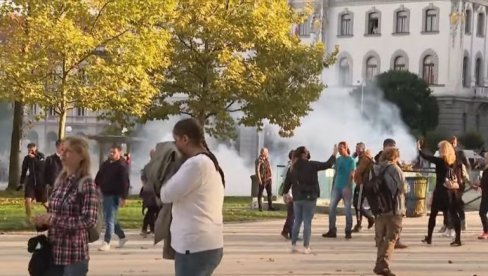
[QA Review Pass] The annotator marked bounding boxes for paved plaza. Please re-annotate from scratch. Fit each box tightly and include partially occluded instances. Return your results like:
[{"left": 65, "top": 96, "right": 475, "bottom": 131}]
[{"left": 0, "top": 212, "right": 486, "bottom": 276}]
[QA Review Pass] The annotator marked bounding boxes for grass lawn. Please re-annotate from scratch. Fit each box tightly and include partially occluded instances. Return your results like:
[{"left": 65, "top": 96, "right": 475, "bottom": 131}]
[{"left": 0, "top": 191, "right": 286, "bottom": 232}]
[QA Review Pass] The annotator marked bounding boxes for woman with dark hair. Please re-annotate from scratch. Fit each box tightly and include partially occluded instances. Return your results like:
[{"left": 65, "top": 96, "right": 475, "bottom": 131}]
[
  {"left": 282, "top": 145, "right": 337, "bottom": 254},
  {"left": 160, "top": 118, "right": 225, "bottom": 276},
  {"left": 419, "top": 140, "right": 463, "bottom": 246}
]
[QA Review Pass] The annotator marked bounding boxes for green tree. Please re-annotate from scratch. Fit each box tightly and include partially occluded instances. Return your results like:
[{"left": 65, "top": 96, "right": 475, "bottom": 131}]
[
  {"left": 142, "top": 0, "right": 337, "bottom": 138},
  {"left": 351, "top": 70, "right": 439, "bottom": 135},
  {"left": 459, "top": 131, "right": 485, "bottom": 150},
  {"left": 0, "top": 0, "right": 175, "bottom": 139}
]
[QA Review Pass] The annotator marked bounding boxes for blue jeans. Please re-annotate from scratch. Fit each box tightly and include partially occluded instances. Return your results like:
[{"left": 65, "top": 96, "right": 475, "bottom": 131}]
[
  {"left": 175, "top": 248, "right": 223, "bottom": 276},
  {"left": 329, "top": 186, "right": 353, "bottom": 233},
  {"left": 292, "top": 199, "right": 317, "bottom": 247},
  {"left": 47, "top": 260, "right": 89, "bottom": 276},
  {"left": 103, "top": 195, "right": 125, "bottom": 243}
]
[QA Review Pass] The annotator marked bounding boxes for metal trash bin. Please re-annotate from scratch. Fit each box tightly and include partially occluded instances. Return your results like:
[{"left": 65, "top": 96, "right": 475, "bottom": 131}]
[
  {"left": 250, "top": 175, "right": 259, "bottom": 209},
  {"left": 406, "top": 176, "right": 428, "bottom": 217}
]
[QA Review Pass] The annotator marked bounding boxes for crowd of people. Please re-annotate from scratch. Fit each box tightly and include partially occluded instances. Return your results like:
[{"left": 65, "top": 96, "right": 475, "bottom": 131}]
[
  {"left": 24, "top": 118, "right": 225, "bottom": 276},
  {"left": 272, "top": 136, "right": 488, "bottom": 276},
  {"left": 16, "top": 121, "right": 488, "bottom": 276}
]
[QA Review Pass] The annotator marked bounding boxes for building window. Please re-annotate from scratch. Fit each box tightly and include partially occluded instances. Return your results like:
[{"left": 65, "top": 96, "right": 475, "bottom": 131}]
[
  {"left": 366, "top": 56, "right": 379, "bottom": 80},
  {"left": 76, "top": 107, "right": 86, "bottom": 117},
  {"left": 30, "top": 105, "right": 37, "bottom": 116},
  {"left": 462, "top": 56, "right": 469, "bottom": 87},
  {"left": 424, "top": 8, "right": 438, "bottom": 32},
  {"left": 367, "top": 12, "right": 380, "bottom": 34},
  {"left": 298, "top": 17, "right": 311, "bottom": 36},
  {"left": 48, "top": 107, "right": 56, "bottom": 116},
  {"left": 465, "top": 9, "right": 472, "bottom": 34},
  {"left": 475, "top": 57, "right": 483, "bottom": 86},
  {"left": 340, "top": 13, "right": 353, "bottom": 36},
  {"left": 395, "top": 10, "right": 409, "bottom": 33},
  {"left": 422, "top": 55, "right": 435, "bottom": 85},
  {"left": 393, "top": 56, "right": 407, "bottom": 71},
  {"left": 338, "top": 57, "right": 352, "bottom": 86},
  {"left": 477, "top": 13, "right": 485, "bottom": 37}
]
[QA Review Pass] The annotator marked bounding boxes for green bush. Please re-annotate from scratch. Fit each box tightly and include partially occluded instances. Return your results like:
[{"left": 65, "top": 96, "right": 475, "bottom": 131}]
[
  {"left": 422, "top": 129, "right": 448, "bottom": 153},
  {"left": 459, "top": 131, "right": 485, "bottom": 150}
]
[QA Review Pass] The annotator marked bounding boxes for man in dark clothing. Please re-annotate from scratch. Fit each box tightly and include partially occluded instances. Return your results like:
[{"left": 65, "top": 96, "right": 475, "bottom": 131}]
[
  {"left": 18, "top": 143, "right": 46, "bottom": 222},
  {"left": 44, "top": 140, "right": 64, "bottom": 190},
  {"left": 95, "top": 145, "right": 130, "bottom": 251},
  {"left": 281, "top": 150, "right": 295, "bottom": 239},
  {"left": 375, "top": 138, "right": 408, "bottom": 249}
]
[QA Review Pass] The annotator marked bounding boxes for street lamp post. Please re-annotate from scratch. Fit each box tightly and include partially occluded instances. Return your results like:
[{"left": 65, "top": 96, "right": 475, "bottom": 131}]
[{"left": 357, "top": 80, "right": 365, "bottom": 114}]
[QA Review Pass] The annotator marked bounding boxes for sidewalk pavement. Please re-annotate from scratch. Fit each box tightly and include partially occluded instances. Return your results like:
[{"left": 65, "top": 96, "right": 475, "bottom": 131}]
[{"left": 0, "top": 212, "right": 486, "bottom": 276}]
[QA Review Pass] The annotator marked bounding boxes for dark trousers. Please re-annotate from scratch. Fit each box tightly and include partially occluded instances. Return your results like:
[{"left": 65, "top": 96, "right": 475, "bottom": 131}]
[
  {"left": 353, "top": 185, "right": 374, "bottom": 226},
  {"left": 142, "top": 206, "right": 160, "bottom": 233},
  {"left": 282, "top": 202, "right": 294, "bottom": 235},
  {"left": 480, "top": 189, "right": 488, "bottom": 232},
  {"left": 428, "top": 190, "right": 462, "bottom": 242},
  {"left": 258, "top": 181, "right": 272, "bottom": 210}
]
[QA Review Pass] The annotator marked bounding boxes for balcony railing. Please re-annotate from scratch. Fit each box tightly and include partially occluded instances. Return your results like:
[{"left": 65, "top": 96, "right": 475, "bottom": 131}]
[{"left": 474, "top": 87, "right": 488, "bottom": 98}]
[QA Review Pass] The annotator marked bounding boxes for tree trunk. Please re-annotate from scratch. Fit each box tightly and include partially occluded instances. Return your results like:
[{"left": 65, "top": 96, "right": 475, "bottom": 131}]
[
  {"left": 7, "top": 101, "right": 24, "bottom": 190},
  {"left": 58, "top": 110, "right": 67, "bottom": 139}
]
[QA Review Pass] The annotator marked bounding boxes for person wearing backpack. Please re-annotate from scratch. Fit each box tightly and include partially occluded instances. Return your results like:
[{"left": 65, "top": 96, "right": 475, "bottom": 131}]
[
  {"left": 419, "top": 140, "right": 463, "bottom": 247},
  {"left": 323, "top": 141, "right": 355, "bottom": 239},
  {"left": 33, "top": 137, "right": 99, "bottom": 276},
  {"left": 282, "top": 145, "right": 337, "bottom": 254},
  {"left": 374, "top": 138, "right": 407, "bottom": 249},
  {"left": 372, "top": 147, "right": 406, "bottom": 276},
  {"left": 160, "top": 118, "right": 225, "bottom": 276}
]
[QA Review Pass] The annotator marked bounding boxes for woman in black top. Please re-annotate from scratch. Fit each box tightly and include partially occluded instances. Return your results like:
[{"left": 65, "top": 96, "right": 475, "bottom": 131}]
[
  {"left": 282, "top": 146, "right": 337, "bottom": 254},
  {"left": 418, "top": 140, "right": 462, "bottom": 246}
]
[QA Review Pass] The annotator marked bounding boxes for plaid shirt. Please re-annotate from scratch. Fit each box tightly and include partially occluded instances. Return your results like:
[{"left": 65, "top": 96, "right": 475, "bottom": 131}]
[{"left": 48, "top": 174, "right": 98, "bottom": 265}]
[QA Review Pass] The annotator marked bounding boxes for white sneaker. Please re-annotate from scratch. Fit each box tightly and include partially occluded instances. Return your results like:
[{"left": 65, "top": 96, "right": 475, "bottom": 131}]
[
  {"left": 303, "top": 247, "right": 312, "bottom": 254},
  {"left": 442, "top": 229, "right": 454, "bottom": 238},
  {"left": 117, "top": 238, "right": 128, "bottom": 248},
  {"left": 290, "top": 245, "right": 299, "bottom": 254},
  {"left": 98, "top": 242, "right": 110, "bottom": 251}
]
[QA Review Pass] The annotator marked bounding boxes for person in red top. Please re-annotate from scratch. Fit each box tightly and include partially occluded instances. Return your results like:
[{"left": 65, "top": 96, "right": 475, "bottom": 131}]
[
  {"left": 255, "top": 147, "right": 274, "bottom": 211},
  {"left": 34, "top": 137, "right": 99, "bottom": 276}
]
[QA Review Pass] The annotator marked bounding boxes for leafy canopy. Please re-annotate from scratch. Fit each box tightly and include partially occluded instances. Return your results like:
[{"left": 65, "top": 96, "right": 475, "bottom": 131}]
[
  {"left": 0, "top": 0, "right": 175, "bottom": 138},
  {"left": 142, "top": 0, "right": 337, "bottom": 138}
]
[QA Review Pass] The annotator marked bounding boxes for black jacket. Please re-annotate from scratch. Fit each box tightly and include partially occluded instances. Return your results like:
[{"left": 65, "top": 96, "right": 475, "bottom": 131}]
[
  {"left": 44, "top": 153, "right": 62, "bottom": 187},
  {"left": 282, "top": 155, "right": 336, "bottom": 201},
  {"left": 20, "top": 152, "right": 46, "bottom": 186},
  {"left": 95, "top": 159, "right": 130, "bottom": 198}
]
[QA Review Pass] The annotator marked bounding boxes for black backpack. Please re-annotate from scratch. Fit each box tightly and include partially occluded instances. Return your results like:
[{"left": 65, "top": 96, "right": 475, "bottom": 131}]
[{"left": 364, "top": 165, "right": 396, "bottom": 216}]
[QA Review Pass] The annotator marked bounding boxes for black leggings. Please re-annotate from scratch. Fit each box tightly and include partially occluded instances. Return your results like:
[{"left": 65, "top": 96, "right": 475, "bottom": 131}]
[
  {"left": 428, "top": 190, "right": 462, "bottom": 242},
  {"left": 142, "top": 206, "right": 160, "bottom": 233},
  {"left": 258, "top": 182, "right": 272, "bottom": 209}
]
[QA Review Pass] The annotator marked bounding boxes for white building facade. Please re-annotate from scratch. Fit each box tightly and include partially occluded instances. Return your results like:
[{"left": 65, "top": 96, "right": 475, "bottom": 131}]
[
  {"left": 25, "top": 106, "right": 109, "bottom": 154},
  {"left": 293, "top": 0, "right": 488, "bottom": 137}
]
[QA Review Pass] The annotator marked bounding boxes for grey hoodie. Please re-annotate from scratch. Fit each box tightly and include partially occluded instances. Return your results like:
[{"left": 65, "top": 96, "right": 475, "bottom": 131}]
[{"left": 372, "top": 161, "right": 407, "bottom": 216}]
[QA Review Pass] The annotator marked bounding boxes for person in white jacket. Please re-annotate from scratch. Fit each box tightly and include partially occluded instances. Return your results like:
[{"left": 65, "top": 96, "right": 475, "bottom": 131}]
[{"left": 160, "top": 118, "right": 225, "bottom": 276}]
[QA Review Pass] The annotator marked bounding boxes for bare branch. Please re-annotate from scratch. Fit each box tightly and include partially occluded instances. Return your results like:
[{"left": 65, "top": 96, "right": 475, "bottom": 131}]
[{"left": 90, "top": 0, "right": 114, "bottom": 34}]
